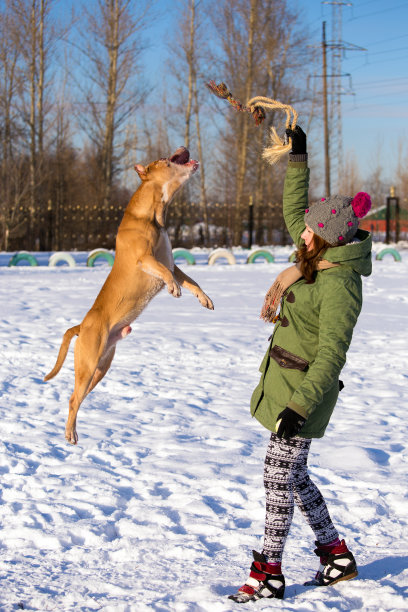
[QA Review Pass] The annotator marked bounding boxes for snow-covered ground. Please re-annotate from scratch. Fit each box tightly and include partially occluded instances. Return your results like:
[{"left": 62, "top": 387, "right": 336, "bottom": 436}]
[{"left": 0, "top": 246, "right": 407, "bottom": 611}]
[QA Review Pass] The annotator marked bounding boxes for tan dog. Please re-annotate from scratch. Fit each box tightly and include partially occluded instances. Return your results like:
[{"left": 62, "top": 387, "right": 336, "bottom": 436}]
[{"left": 44, "top": 147, "right": 213, "bottom": 445}]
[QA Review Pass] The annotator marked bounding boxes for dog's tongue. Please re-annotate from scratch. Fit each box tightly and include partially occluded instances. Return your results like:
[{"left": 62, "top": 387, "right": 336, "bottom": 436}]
[{"left": 170, "top": 147, "right": 190, "bottom": 165}]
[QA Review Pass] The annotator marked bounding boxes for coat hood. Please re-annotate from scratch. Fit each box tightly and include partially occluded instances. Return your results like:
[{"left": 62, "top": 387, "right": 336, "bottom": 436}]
[{"left": 323, "top": 229, "right": 372, "bottom": 277}]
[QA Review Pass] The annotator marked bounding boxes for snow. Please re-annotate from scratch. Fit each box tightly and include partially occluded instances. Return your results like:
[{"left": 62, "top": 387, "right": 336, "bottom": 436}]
[{"left": 0, "top": 246, "right": 407, "bottom": 611}]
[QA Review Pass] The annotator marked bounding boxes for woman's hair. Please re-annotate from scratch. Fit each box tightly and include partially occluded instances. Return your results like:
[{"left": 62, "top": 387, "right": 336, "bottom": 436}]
[{"left": 296, "top": 233, "right": 332, "bottom": 283}]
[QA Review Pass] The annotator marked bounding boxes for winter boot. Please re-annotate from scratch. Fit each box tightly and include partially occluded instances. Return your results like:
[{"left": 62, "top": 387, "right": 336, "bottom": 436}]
[
  {"left": 228, "top": 550, "right": 285, "bottom": 603},
  {"left": 304, "top": 539, "right": 358, "bottom": 587}
]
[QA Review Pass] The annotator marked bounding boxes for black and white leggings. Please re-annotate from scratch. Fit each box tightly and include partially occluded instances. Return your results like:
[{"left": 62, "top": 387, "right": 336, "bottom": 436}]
[{"left": 263, "top": 432, "right": 339, "bottom": 563}]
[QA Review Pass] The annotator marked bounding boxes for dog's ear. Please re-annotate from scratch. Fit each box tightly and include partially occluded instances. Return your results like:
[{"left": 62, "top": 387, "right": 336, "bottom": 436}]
[{"left": 134, "top": 164, "right": 147, "bottom": 180}]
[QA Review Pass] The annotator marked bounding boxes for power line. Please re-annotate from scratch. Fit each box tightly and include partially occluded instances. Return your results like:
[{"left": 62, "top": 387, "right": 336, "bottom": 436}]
[
  {"left": 363, "top": 33, "right": 408, "bottom": 47},
  {"left": 368, "top": 45, "right": 408, "bottom": 56},
  {"left": 351, "top": 53, "right": 408, "bottom": 70},
  {"left": 351, "top": 76, "right": 408, "bottom": 86},
  {"left": 347, "top": 2, "right": 408, "bottom": 20},
  {"left": 352, "top": 0, "right": 383, "bottom": 7},
  {"left": 346, "top": 99, "right": 408, "bottom": 109}
]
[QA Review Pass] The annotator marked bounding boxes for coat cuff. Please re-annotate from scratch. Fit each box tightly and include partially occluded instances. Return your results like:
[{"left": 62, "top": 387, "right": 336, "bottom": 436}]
[
  {"left": 287, "top": 160, "right": 308, "bottom": 170},
  {"left": 289, "top": 153, "right": 308, "bottom": 163},
  {"left": 287, "top": 400, "right": 308, "bottom": 419}
]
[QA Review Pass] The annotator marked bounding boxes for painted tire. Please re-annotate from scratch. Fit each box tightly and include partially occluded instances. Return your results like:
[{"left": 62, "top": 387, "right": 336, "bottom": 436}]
[
  {"left": 172, "top": 248, "right": 196, "bottom": 265},
  {"left": 48, "top": 252, "right": 76, "bottom": 268},
  {"left": 87, "top": 248, "right": 115, "bottom": 267},
  {"left": 8, "top": 251, "right": 39, "bottom": 267},
  {"left": 375, "top": 248, "right": 401, "bottom": 262},
  {"left": 208, "top": 248, "right": 236, "bottom": 265},
  {"left": 247, "top": 249, "right": 275, "bottom": 264},
  {"left": 288, "top": 251, "right": 297, "bottom": 262}
]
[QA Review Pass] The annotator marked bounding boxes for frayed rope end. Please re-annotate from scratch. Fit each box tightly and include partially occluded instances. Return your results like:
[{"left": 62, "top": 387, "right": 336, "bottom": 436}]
[{"left": 262, "top": 127, "right": 292, "bottom": 165}]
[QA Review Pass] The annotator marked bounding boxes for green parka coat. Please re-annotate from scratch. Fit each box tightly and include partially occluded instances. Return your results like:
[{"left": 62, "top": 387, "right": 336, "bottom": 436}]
[{"left": 250, "top": 161, "right": 372, "bottom": 438}]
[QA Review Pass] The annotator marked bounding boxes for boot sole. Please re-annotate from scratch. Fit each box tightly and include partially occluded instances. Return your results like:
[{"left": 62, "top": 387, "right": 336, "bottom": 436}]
[
  {"left": 328, "top": 570, "right": 358, "bottom": 586},
  {"left": 228, "top": 585, "right": 285, "bottom": 602},
  {"left": 304, "top": 570, "right": 358, "bottom": 588}
]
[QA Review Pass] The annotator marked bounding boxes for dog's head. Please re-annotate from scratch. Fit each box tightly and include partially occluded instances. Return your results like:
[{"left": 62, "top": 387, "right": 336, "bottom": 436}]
[
  {"left": 134, "top": 147, "right": 199, "bottom": 203},
  {"left": 133, "top": 147, "right": 199, "bottom": 226}
]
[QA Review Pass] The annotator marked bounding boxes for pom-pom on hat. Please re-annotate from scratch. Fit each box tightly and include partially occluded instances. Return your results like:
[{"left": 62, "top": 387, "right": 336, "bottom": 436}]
[{"left": 304, "top": 192, "right": 371, "bottom": 246}]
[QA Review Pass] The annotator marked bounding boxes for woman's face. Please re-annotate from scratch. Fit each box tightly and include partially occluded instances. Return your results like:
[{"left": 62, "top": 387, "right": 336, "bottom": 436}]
[{"left": 301, "top": 224, "right": 315, "bottom": 251}]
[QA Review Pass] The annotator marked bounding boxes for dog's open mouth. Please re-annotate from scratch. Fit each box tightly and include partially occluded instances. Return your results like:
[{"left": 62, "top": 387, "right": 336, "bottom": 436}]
[{"left": 170, "top": 147, "right": 199, "bottom": 172}]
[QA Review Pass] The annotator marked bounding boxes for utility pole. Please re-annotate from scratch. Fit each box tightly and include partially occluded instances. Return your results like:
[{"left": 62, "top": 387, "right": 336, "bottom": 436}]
[
  {"left": 248, "top": 195, "right": 254, "bottom": 249},
  {"left": 318, "top": 2, "right": 365, "bottom": 192},
  {"left": 326, "top": 1, "right": 352, "bottom": 187},
  {"left": 322, "top": 21, "right": 330, "bottom": 196}
]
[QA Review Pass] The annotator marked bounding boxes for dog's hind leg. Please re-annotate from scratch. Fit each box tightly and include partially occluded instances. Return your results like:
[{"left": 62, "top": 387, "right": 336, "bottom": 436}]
[
  {"left": 65, "top": 322, "right": 108, "bottom": 445},
  {"left": 84, "top": 324, "right": 132, "bottom": 397},
  {"left": 65, "top": 323, "right": 131, "bottom": 444},
  {"left": 66, "top": 375, "right": 93, "bottom": 445},
  {"left": 84, "top": 345, "right": 116, "bottom": 398}
]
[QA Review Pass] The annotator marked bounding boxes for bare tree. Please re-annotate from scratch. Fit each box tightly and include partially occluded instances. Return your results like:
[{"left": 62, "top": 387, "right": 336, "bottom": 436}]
[
  {"left": 0, "top": 1, "right": 28, "bottom": 250},
  {"left": 364, "top": 143, "right": 389, "bottom": 212},
  {"left": 209, "top": 0, "right": 318, "bottom": 245},
  {"left": 183, "top": 0, "right": 195, "bottom": 149},
  {"left": 233, "top": 0, "right": 256, "bottom": 245},
  {"left": 338, "top": 150, "right": 361, "bottom": 197},
  {"left": 182, "top": 0, "right": 210, "bottom": 244},
  {"left": 10, "top": 0, "right": 68, "bottom": 249},
  {"left": 193, "top": 73, "right": 210, "bottom": 244},
  {"left": 76, "top": 0, "right": 151, "bottom": 211},
  {"left": 163, "top": 0, "right": 212, "bottom": 246}
]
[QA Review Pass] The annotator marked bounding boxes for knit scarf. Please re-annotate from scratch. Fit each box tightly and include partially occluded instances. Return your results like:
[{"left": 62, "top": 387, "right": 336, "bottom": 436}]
[{"left": 260, "top": 260, "right": 339, "bottom": 322}]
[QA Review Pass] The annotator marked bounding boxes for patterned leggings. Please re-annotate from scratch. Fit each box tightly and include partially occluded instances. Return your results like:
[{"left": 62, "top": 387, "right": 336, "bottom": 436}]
[{"left": 263, "top": 432, "right": 339, "bottom": 563}]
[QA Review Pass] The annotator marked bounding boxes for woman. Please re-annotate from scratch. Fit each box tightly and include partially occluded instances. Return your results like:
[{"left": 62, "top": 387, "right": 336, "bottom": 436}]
[{"left": 229, "top": 126, "right": 372, "bottom": 603}]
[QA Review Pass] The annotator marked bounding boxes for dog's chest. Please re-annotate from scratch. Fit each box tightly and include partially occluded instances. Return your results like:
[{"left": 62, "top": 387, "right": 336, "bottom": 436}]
[{"left": 154, "top": 229, "right": 174, "bottom": 271}]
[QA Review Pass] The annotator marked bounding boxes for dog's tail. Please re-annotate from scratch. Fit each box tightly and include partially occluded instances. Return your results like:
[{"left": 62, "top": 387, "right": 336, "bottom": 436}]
[{"left": 44, "top": 325, "right": 80, "bottom": 382}]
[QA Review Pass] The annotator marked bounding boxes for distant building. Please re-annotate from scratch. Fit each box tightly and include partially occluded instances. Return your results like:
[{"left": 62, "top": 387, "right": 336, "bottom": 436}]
[{"left": 359, "top": 205, "right": 408, "bottom": 241}]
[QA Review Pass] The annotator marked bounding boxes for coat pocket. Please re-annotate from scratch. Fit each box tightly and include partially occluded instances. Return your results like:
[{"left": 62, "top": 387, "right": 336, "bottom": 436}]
[{"left": 269, "top": 345, "right": 309, "bottom": 371}]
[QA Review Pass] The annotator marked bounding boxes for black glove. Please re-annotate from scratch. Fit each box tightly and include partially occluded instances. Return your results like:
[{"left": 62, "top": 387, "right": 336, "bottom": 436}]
[
  {"left": 276, "top": 407, "right": 306, "bottom": 439},
  {"left": 285, "top": 125, "right": 307, "bottom": 155}
]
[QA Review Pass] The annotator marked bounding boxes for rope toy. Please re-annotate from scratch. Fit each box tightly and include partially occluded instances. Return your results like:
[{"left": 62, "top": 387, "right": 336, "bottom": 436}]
[{"left": 206, "top": 80, "right": 298, "bottom": 165}]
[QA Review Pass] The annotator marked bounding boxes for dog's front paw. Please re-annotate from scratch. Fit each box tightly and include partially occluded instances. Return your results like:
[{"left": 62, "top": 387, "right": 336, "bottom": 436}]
[
  {"left": 167, "top": 280, "right": 181, "bottom": 297},
  {"left": 198, "top": 292, "right": 214, "bottom": 310}
]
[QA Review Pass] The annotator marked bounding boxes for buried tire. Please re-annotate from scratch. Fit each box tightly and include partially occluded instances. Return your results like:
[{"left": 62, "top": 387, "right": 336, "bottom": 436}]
[
  {"left": 8, "top": 251, "right": 39, "bottom": 267},
  {"left": 208, "top": 248, "right": 236, "bottom": 265},
  {"left": 375, "top": 247, "right": 401, "bottom": 262},
  {"left": 48, "top": 252, "right": 76, "bottom": 268},
  {"left": 172, "top": 248, "right": 196, "bottom": 265},
  {"left": 247, "top": 249, "right": 275, "bottom": 264},
  {"left": 87, "top": 248, "right": 115, "bottom": 267}
]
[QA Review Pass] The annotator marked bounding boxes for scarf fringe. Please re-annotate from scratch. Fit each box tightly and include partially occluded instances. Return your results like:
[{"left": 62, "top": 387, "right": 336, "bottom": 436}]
[
  {"left": 260, "top": 281, "right": 285, "bottom": 322},
  {"left": 260, "top": 260, "right": 339, "bottom": 323}
]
